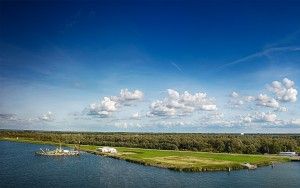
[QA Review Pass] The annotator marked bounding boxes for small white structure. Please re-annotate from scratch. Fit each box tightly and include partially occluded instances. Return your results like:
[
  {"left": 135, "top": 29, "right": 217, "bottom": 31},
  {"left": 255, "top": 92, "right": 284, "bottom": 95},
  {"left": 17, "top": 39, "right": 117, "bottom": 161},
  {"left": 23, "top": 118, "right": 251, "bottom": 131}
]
[
  {"left": 279, "top": 152, "right": 296, "bottom": 156},
  {"left": 242, "top": 163, "right": 257, "bottom": 170},
  {"left": 240, "top": 133, "right": 245, "bottom": 136},
  {"left": 99, "top": 147, "right": 117, "bottom": 154}
]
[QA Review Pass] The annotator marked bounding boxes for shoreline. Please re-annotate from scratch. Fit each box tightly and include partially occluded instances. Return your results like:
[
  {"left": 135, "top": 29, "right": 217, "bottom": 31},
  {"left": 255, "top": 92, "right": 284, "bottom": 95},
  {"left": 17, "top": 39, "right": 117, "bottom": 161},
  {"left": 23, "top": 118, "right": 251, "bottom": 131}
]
[{"left": 0, "top": 137, "right": 290, "bottom": 172}]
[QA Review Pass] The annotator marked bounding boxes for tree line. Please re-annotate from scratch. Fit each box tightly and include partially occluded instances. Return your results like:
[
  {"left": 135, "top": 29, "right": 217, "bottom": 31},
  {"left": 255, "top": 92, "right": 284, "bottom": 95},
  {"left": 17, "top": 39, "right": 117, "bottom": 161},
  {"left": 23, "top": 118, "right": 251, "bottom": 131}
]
[{"left": 1, "top": 130, "right": 300, "bottom": 154}]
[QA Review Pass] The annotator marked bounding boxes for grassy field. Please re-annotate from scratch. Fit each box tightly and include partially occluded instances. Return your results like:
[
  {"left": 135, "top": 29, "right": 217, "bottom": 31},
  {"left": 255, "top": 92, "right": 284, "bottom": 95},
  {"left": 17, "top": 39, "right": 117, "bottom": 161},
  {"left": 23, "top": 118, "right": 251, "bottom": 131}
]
[
  {"left": 83, "top": 145, "right": 288, "bottom": 171},
  {"left": 1, "top": 137, "right": 289, "bottom": 172}
]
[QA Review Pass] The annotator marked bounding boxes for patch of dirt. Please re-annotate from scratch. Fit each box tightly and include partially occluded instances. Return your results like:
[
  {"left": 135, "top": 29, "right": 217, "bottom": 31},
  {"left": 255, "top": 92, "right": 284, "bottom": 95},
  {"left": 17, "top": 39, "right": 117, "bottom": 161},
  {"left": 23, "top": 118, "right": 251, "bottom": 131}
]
[{"left": 145, "top": 156, "right": 232, "bottom": 166}]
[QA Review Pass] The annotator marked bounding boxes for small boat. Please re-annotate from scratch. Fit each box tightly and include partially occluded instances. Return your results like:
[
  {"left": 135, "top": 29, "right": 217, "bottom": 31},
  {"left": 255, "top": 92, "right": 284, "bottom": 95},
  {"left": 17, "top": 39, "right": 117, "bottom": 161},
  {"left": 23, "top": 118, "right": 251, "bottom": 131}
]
[{"left": 36, "top": 144, "right": 79, "bottom": 156}]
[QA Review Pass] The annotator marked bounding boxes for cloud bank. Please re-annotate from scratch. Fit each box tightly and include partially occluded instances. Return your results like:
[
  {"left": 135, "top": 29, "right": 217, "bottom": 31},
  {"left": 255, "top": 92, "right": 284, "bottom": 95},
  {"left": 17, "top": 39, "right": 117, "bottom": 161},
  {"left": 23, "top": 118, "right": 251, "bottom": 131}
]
[{"left": 2, "top": 78, "right": 298, "bottom": 131}]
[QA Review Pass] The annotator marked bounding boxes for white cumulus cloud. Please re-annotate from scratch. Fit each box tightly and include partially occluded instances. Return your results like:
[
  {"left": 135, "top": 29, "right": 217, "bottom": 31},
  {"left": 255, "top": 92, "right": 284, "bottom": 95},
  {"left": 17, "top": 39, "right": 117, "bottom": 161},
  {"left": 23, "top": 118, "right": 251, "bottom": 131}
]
[
  {"left": 242, "top": 112, "right": 277, "bottom": 123},
  {"left": 148, "top": 89, "right": 217, "bottom": 117},
  {"left": 39, "top": 111, "right": 55, "bottom": 122},
  {"left": 87, "top": 97, "right": 118, "bottom": 117},
  {"left": 256, "top": 94, "right": 279, "bottom": 108},
  {"left": 120, "top": 89, "right": 143, "bottom": 101},
  {"left": 131, "top": 112, "right": 140, "bottom": 119},
  {"left": 149, "top": 100, "right": 177, "bottom": 116},
  {"left": 231, "top": 91, "right": 239, "bottom": 98},
  {"left": 85, "top": 89, "right": 143, "bottom": 118},
  {"left": 269, "top": 78, "right": 297, "bottom": 102},
  {"left": 228, "top": 91, "right": 254, "bottom": 108},
  {"left": 260, "top": 112, "right": 277, "bottom": 122},
  {"left": 290, "top": 119, "right": 300, "bottom": 126},
  {"left": 241, "top": 116, "right": 252, "bottom": 123}
]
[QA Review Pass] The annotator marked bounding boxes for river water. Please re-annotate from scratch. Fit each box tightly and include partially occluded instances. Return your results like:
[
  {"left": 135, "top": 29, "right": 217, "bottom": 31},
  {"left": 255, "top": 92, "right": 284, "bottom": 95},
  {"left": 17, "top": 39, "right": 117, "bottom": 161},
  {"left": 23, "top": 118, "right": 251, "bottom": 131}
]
[{"left": 0, "top": 141, "right": 299, "bottom": 188}]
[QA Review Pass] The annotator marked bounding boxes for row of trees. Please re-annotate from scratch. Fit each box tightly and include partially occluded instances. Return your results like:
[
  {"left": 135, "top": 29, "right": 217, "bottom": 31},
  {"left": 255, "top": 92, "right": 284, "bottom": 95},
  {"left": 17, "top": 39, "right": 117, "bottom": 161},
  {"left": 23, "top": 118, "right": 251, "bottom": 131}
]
[{"left": 1, "top": 130, "right": 299, "bottom": 154}]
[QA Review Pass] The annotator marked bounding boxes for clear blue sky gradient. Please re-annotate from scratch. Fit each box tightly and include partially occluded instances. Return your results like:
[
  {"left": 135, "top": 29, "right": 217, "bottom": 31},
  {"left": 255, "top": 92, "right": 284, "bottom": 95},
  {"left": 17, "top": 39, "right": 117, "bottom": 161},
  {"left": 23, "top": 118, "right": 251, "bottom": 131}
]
[{"left": 1, "top": 0, "right": 300, "bottom": 132}]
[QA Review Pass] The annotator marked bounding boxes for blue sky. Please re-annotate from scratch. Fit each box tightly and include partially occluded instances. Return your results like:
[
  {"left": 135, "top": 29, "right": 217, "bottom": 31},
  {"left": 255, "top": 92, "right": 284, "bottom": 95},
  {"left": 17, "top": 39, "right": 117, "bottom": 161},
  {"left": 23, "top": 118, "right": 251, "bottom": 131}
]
[{"left": 1, "top": 0, "right": 300, "bottom": 132}]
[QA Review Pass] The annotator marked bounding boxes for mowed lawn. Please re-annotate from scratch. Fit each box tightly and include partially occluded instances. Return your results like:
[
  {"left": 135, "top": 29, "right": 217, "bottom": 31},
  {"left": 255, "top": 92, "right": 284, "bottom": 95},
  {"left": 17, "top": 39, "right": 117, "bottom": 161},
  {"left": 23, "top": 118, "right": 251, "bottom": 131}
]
[{"left": 80, "top": 145, "right": 289, "bottom": 171}]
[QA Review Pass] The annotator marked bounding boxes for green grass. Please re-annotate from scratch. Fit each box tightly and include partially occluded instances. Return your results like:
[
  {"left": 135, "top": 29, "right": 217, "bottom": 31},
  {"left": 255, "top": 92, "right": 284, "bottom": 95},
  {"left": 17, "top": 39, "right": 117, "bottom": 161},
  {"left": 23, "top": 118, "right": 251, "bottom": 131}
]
[
  {"left": 107, "top": 147, "right": 288, "bottom": 171},
  {"left": 66, "top": 141, "right": 290, "bottom": 171},
  {"left": 1, "top": 137, "right": 289, "bottom": 172}
]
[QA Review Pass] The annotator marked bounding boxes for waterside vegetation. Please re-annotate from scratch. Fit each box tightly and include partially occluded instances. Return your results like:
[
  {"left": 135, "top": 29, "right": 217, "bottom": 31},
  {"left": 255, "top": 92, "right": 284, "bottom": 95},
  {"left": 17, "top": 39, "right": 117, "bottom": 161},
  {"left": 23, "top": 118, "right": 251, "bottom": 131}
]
[{"left": 1, "top": 130, "right": 299, "bottom": 154}]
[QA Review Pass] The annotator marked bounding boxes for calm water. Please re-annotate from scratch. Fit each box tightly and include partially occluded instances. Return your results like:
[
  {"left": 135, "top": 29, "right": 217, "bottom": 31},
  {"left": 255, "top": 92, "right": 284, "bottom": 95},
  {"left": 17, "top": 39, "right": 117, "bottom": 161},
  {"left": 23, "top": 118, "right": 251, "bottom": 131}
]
[{"left": 0, "top": 141, "right": 300, "bottom": 188}]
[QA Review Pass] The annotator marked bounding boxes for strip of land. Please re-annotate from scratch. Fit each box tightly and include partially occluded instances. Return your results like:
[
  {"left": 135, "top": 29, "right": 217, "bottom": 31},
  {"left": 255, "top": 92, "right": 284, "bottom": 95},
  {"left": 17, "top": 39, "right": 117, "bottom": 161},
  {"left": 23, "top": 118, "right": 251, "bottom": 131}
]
[{"left": 1, "top": 137, "right": 290, "bottom": 172}]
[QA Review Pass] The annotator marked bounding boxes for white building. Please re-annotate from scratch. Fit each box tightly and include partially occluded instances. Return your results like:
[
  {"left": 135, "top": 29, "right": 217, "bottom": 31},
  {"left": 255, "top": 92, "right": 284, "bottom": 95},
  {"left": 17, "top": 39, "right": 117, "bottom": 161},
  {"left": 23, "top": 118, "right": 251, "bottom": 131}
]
[
  {"left": 279, "top": 152, "right": 296, "bottom": 156},
  {"left": 99, "top": 147, "right": 117, "bottom": 154}
]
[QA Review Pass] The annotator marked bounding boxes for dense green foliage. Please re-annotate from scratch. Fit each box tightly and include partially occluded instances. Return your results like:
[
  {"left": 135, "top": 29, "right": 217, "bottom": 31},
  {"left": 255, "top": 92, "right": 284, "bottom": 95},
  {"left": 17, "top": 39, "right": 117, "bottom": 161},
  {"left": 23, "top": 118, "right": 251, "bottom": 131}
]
[{"left": 1, "top": 130, "right": 299, "bottom": 154}]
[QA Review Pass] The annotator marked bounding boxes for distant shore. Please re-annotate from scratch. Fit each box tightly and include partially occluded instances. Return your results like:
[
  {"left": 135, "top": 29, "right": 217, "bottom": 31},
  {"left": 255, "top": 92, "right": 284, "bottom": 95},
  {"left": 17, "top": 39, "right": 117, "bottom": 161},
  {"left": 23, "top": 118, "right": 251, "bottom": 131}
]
[{"left": 0, "top": 137, "right": 290, "bottom": 172}]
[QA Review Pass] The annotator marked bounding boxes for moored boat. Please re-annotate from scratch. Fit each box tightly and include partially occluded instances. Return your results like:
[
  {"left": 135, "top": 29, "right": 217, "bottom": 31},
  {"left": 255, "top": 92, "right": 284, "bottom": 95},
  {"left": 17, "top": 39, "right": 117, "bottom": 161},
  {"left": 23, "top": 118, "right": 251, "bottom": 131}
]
[{"left": 36, "top": 144, "right": 79, "bottom": 156}]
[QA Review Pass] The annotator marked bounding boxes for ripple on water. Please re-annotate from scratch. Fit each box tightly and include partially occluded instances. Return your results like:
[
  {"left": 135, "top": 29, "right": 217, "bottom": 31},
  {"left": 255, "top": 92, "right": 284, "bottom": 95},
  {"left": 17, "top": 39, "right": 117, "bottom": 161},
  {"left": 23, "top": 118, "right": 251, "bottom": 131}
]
[{"left": 1, "top": 141, "right": 300, "bottom": 188}]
